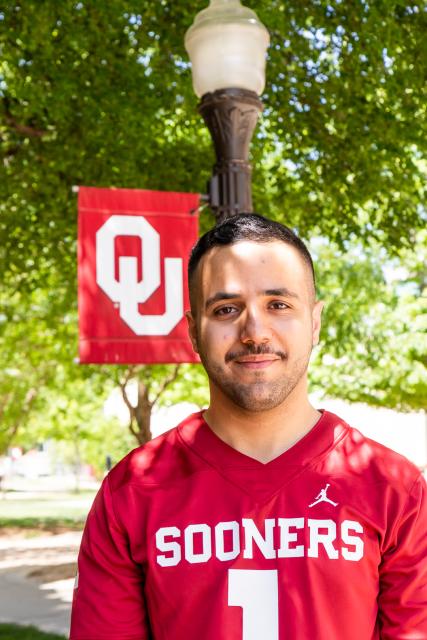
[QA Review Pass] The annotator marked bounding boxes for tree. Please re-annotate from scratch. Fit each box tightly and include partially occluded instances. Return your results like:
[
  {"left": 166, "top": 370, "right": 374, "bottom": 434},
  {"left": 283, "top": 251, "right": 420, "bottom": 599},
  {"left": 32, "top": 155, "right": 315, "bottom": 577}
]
[
  {"left": 256, "top": 0, "right": 427, "bottom": 247},
  {"left": 0, "top": 1, "right": 425, "bottom": 451},
  {"left": 0, "top": 282, "right": 210, "bottom": 452},
  {"left": 114, "top": 364, "right": 208, "bottom": 445},
  {"left": 19, "top": 371, "right": 136, "bottom": 478},
  {"left": 0, "top": 285, "right": 75, "bottom": 453},
  {"left": 1, "top": 1, "right": 426, "bottom": 296},
  {"left": 310, "top": 231, "right": 427, "bottom": 410}
]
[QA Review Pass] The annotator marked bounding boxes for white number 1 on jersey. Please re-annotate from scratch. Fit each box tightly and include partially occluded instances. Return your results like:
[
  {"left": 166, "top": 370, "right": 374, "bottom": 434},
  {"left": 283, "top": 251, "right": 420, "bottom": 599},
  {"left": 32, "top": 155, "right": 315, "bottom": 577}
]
[{"left": 228, "top": 569, "right": 279, "bottom": 640}]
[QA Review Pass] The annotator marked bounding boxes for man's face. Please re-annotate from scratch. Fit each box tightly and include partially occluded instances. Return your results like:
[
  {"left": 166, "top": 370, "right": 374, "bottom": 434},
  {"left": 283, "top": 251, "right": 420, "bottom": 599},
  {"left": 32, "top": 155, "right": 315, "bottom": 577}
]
[{"left": 187, "top": 240, "right": 323, "bottom": 412}]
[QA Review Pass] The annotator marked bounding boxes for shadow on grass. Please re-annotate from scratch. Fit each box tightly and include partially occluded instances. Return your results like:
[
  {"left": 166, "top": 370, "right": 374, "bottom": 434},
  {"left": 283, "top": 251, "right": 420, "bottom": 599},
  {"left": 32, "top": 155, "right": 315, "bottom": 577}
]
[{"left": 0, "top": 623, "right": 66, "bottom": 639}]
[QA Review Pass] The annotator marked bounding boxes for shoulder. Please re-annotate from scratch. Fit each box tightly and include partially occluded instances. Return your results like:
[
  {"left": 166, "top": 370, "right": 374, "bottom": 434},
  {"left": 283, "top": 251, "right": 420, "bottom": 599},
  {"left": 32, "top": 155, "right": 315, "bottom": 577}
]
[
  {"left": 107, "top": 411, "right": 204, "bottom": 493},
  {"left": 326, "top": 411, "right": 423, "bottom": 493}
]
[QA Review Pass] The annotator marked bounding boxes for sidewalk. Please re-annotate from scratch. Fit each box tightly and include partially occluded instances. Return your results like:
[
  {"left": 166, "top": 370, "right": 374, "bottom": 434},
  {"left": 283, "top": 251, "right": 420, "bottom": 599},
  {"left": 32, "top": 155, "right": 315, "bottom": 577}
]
[{"left": 0, "top": 531, "right": 82, "bottom": 637}]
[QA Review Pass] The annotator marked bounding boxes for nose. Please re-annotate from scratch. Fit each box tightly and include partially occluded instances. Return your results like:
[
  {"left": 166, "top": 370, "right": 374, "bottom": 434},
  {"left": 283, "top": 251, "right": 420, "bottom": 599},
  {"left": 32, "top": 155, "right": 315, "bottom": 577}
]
[{"left": 240, "top": 308, "right": 272, "bottom": 346}]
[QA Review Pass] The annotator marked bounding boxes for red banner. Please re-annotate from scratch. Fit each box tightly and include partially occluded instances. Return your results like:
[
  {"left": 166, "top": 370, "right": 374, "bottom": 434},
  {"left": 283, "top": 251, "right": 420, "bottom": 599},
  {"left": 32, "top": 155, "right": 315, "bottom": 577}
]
[{"left": 78, "top": 186, "right": 200, "bottom": 364}]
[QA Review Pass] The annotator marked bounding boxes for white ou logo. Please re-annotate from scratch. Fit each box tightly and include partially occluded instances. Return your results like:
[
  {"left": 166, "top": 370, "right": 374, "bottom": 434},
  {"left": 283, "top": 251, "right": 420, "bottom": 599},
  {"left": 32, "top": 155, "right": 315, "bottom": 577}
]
[{"left": 96, "top": 215, "right": 183, "bottom": 336}]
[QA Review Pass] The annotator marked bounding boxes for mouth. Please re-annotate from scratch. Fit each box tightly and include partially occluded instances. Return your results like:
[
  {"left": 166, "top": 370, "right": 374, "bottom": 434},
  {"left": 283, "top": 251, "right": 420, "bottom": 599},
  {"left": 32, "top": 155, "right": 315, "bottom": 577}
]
[{"left": 233, "top": 355, "right": 281, "bottom": 370}]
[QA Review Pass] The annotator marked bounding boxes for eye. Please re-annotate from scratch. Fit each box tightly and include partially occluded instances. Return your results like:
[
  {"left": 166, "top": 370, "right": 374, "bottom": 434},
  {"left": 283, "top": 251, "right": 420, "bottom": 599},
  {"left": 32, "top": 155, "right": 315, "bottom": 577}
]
[
  {"left": 214, "top": 305, "right": 238, "bottom": 316},
  {"left": 269, "top": 300, "right": 289, "bottom": 310}
]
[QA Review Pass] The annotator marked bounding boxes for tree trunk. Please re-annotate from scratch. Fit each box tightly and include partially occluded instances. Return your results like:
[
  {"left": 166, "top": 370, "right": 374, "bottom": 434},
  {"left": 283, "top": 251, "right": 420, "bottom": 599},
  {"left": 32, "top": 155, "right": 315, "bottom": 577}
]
[
  {"left": 119, "top": 364, "right": 180, "bottom": 447},
  {"left": 134, "top": 380, "right": 152, "bottom": 446}
]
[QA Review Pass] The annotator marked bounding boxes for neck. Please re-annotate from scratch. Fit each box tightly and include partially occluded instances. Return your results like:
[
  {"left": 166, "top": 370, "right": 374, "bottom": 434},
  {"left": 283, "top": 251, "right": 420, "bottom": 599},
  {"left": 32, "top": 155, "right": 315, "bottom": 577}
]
[{"left": 203, "top": 380, "right": 321, "bottom": 464}]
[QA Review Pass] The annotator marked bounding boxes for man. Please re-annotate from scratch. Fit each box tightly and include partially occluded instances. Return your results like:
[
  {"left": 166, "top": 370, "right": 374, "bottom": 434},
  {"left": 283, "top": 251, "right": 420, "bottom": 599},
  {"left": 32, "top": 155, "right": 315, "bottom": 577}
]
[{"left": 70, "top": 214, "right": 427, "bottom": 640}]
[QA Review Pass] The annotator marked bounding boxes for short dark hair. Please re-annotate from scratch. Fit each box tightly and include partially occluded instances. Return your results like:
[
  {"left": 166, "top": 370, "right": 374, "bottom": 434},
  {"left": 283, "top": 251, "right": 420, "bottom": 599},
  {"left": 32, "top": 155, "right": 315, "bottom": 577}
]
[{"left": 188, "top": 213, "right": 315, "bottom": 311}]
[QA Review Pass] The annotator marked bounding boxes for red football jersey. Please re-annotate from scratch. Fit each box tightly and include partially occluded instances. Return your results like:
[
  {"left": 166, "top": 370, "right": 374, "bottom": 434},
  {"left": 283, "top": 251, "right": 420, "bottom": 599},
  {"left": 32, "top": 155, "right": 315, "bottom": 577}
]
[{"left": 69, "top": 411, "right": 427, "bottom": 640}]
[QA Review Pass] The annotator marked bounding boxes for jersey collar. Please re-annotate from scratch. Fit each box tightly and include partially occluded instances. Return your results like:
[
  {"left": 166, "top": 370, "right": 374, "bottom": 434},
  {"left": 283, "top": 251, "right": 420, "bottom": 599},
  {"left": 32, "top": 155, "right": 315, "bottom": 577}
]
[{"left": 177, "top": 410, "right": 349, "bottom": 500}]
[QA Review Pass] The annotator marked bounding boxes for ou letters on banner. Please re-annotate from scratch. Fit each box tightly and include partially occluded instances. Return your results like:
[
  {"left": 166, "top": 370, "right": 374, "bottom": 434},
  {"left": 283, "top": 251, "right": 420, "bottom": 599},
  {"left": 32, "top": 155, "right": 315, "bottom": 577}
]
[{"left": 78, "top": 186, "right": 200, "bottom": 364}]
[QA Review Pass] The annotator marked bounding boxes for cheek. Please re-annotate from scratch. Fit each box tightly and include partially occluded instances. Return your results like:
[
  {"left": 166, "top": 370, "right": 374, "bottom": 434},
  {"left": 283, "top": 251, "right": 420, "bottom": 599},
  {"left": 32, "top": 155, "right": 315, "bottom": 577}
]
[
  {"left": 201, "top": 321, "right": 235, "bottom": 347},
  {"left": 276, "top": 316, "right": 301, "bottom": 332},
  {"left": 276, "top": 317, "right": 312, "bottom": 343}
]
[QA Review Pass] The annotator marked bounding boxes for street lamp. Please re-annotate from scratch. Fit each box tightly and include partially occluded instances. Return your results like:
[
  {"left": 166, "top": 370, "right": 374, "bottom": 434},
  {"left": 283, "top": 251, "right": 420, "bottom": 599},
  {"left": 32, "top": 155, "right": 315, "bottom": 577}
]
[{"left": 185, "top": 0, "right": 269, "bottom": 222}]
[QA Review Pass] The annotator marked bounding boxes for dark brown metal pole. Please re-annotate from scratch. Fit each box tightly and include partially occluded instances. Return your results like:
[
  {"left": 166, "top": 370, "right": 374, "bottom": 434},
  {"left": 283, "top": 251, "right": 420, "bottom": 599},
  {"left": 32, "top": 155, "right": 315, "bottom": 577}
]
[{"left": 198, "top": 88, "right": 263, "bottom": 223}]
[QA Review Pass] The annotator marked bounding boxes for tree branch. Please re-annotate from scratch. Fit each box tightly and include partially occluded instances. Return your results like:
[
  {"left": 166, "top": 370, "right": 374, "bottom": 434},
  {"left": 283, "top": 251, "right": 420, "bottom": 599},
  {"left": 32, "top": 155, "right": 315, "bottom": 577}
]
[
  {"left": 117, "top": 367, "right": 136, "bottom": 421},
  {"left": 121, "top": 365, "right": 136, "bottom": 387},
  {"left": 119, "top": 376, "right": 135, "bottom": 419},
  {"left": 128, "top": 418, "right": 139, "bottom": 440},
  {"left": 151, "top": 364, "right": 181, "bottom": 407},
  {"left": 4, "top": 114, "right": 48, "bottom": 138}
]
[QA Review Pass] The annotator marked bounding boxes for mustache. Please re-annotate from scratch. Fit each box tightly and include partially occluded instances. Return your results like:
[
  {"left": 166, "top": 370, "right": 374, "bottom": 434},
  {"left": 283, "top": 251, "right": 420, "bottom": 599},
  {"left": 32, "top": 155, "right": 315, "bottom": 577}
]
[{"left": 225, "top": 344, "right": 287, "bottom": 363}]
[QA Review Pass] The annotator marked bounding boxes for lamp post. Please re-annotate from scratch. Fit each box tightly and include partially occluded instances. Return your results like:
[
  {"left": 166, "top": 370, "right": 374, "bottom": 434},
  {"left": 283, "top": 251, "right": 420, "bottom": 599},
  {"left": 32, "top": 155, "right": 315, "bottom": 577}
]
[{"left": 185, "top": 0, "right": 269, "bottom": 222}]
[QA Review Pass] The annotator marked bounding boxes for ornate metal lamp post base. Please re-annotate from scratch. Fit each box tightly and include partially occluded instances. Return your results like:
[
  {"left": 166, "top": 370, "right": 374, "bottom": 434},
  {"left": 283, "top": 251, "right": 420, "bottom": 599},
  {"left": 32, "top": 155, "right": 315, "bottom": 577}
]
[{"left": 198, "top": 88, "right": 263, "bottom": 223}]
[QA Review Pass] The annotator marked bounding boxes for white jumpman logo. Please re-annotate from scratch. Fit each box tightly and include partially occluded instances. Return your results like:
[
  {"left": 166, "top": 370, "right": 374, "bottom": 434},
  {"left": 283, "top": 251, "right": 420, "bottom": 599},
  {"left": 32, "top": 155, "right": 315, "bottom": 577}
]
[{"left": 308, "top": 483, "right": 338, "bottom": 508}]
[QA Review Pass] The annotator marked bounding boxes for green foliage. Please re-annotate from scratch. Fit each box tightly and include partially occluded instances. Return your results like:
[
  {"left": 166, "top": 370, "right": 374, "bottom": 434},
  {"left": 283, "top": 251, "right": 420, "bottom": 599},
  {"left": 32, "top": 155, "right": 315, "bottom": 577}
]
[
  {"left": 0, "top": 281, "right": 137, "bottom": 463},
  {"left": 20, "top": 373, "right": 136, "bottom": 475},
  {"left": 256, "top": 0, "right": 427, "bottom": 246},
  {"left": 0, "top": 285, "right": 75, "bottom": 453},
  {"left": 160, "top": 364, "right": 209, "bottom": 409},
  {"left": 310, "top": 232, "right": 427, "bottom": 410},
  {"left": 1, "top": 1, "right": 426, "bottom": 295},
  {"left": 0, "top": 624, "right": 65, "bottom": 640}
]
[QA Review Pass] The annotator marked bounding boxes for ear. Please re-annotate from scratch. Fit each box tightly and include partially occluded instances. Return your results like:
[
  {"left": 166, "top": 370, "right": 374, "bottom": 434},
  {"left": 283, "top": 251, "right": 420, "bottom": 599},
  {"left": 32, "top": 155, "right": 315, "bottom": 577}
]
[
  {"left": 311, "top": 300, "right": 324, "bottom": 346},
  {"left": 185, "top": 310, "right": 199, "bottom": 354}
]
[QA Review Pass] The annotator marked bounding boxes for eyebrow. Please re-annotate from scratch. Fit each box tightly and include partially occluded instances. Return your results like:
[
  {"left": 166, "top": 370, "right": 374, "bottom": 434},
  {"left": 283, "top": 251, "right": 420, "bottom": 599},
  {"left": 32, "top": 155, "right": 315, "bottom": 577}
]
[
  {"left": 264, "top": 287, "right": 300, "bottom": 300},
  {"left": 205, "top": 287, "right": 300, "bottom": 310},
  {"left": 205, "top": 292, "right": 239, "bottom": 310}
]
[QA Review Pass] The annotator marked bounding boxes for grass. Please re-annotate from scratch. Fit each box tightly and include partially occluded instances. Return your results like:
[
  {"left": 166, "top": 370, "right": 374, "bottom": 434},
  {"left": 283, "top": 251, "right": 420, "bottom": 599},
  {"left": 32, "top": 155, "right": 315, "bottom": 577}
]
[
  {"left": 0, "top": 624, "right": 66, "bottom": 639},
  {"left": 0, "top": 490, "right": 97, "bottom": 532}
]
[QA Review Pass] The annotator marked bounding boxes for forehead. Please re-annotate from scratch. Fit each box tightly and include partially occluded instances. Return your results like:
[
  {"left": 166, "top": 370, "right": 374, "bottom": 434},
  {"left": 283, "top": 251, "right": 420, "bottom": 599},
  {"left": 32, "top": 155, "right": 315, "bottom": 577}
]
[{"left": 196, "top": 240, "right": 313, "bottom": 301}]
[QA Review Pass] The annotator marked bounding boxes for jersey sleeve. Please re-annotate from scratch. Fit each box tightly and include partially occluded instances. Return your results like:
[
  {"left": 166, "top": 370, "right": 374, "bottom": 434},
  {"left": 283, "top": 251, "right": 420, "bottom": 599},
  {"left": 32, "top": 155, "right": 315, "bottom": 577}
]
[
  {"left": 378, "top": 472, "right": 427, "bottom": 639},
  {"left": 69, "top": 475, "right": 151, "bottom": 640}
]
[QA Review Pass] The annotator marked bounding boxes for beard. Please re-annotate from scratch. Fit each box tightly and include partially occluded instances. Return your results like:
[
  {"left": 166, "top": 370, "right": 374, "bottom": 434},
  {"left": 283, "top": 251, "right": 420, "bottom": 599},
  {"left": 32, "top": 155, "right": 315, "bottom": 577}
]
[{"left": 197, "top": 342, "right": 312, "bottom": 412}]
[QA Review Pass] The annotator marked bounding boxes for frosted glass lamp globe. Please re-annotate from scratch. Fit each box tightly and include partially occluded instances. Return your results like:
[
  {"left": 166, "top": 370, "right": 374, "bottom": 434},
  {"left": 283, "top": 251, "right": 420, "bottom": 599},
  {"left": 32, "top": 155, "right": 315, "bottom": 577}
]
[{"left": 185, "top": 0, "right": 269, "bottom": 98}]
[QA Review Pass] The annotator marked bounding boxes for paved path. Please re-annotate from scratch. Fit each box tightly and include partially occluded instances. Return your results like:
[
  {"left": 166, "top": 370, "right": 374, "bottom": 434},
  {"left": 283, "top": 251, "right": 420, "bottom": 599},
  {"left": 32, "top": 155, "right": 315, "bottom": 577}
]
[{"left": 0, "top": 531, "right": 82, "bottom": 637}]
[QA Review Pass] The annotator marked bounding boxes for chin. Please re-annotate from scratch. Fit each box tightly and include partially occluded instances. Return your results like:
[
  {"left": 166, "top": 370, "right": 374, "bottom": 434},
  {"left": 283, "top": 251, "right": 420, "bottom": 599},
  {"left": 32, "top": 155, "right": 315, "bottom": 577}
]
[{"left": 229, "top": 391, "right": 290, "bottom": 413}]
